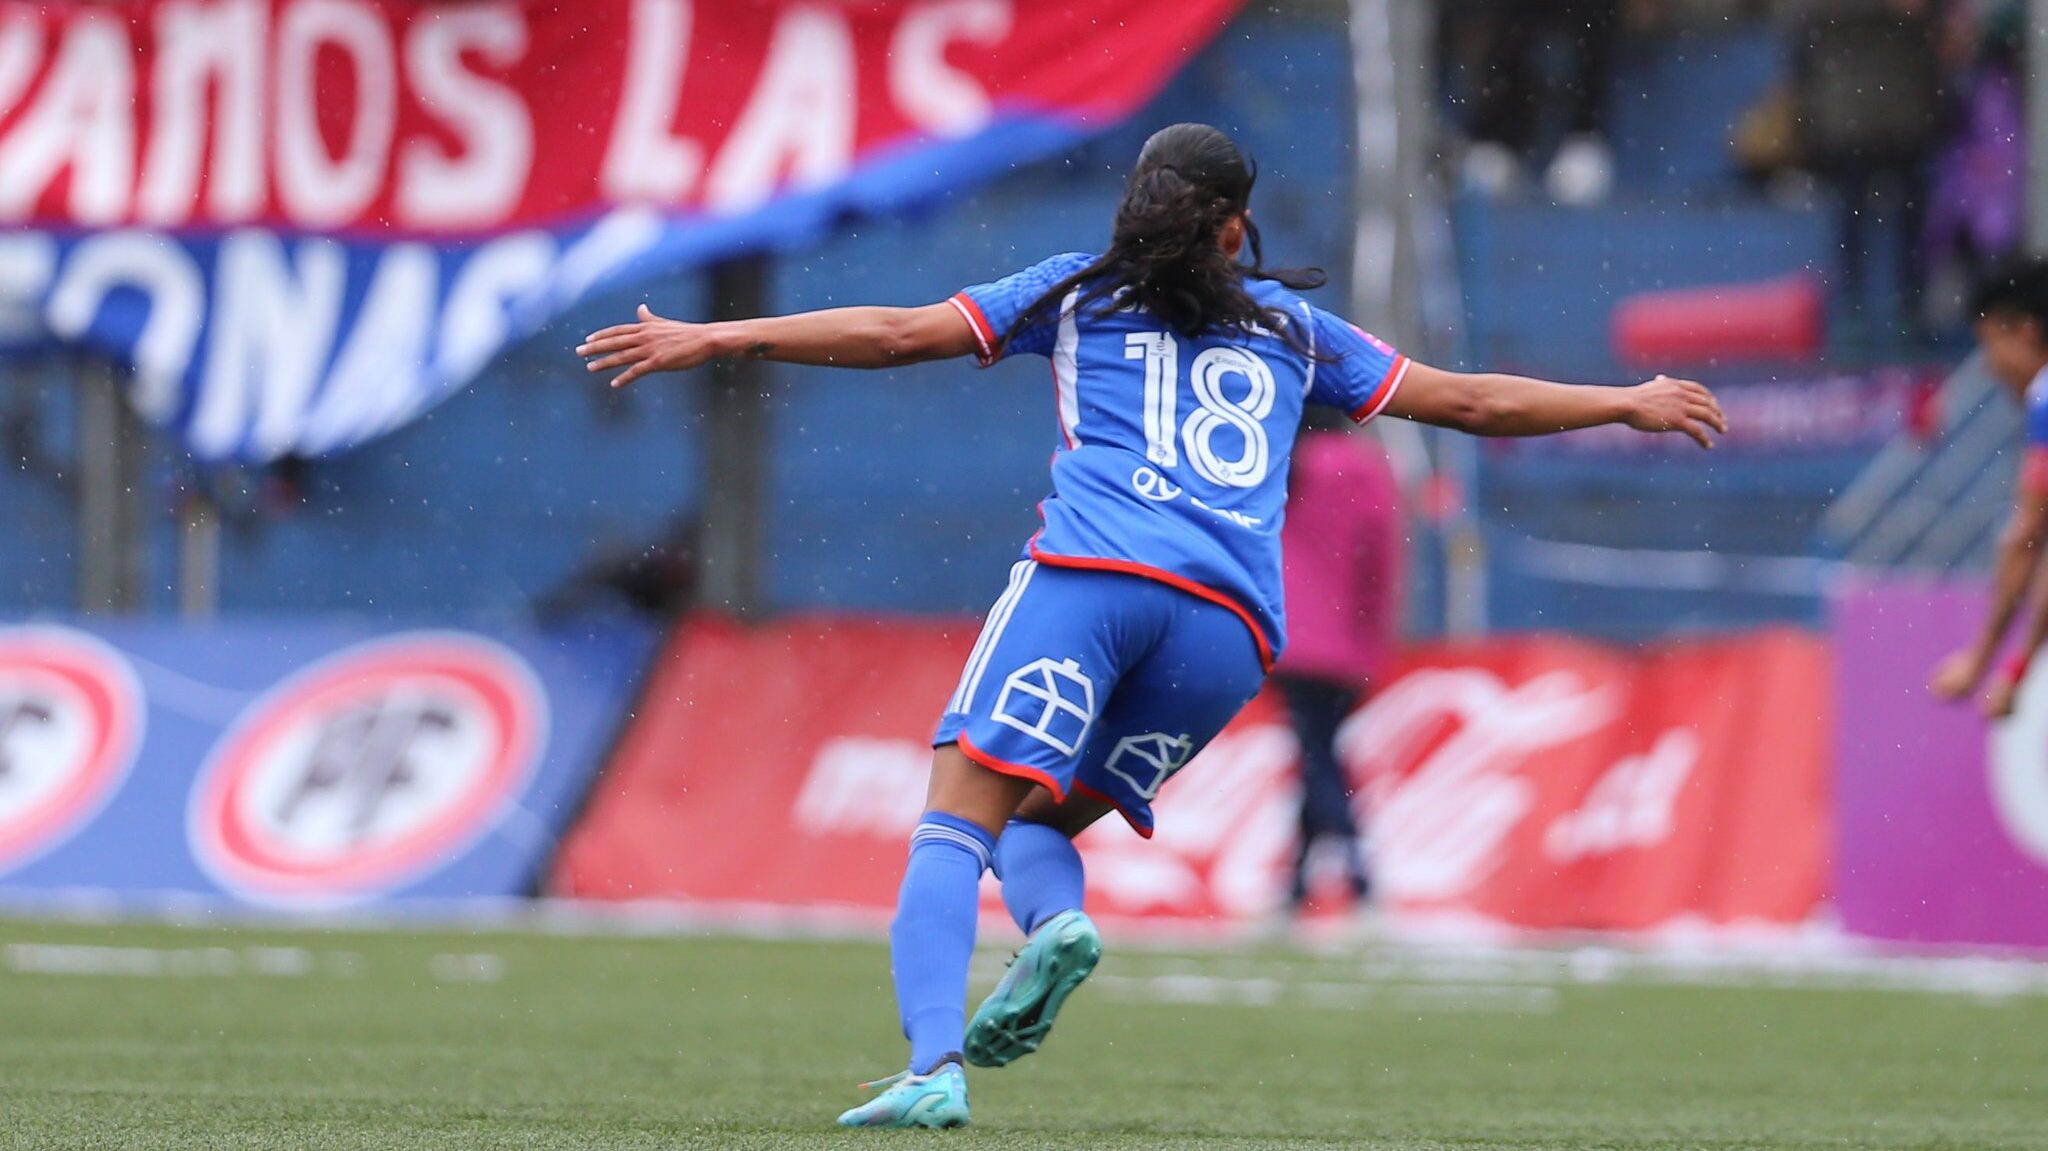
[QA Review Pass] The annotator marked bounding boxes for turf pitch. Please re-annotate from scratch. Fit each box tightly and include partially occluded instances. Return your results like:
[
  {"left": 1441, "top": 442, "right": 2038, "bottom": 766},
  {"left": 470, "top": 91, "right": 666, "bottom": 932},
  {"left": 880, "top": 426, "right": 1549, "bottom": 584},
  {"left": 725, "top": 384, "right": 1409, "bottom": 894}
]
[{"left": 0, "top": 916, "right": 2041, "bottom": 1149}]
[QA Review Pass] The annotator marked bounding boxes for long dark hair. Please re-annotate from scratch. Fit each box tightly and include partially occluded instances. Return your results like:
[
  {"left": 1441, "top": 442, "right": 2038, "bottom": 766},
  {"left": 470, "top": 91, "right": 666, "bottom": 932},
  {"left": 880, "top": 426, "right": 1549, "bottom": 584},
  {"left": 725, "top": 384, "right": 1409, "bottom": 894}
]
[{"left": 997, "top": 123, "right": 1327, "bottom": 357}]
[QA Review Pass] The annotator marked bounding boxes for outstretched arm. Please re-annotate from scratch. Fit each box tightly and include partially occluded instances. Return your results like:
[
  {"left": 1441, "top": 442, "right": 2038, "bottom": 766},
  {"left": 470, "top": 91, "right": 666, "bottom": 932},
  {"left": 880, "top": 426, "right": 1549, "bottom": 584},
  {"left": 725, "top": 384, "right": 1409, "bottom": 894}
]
[
  {"left": 579, "top": 302, "right": 980, "bottom": 388},
  {"left": 1384, "top": 363, "right": 1727, "bottom": 449},
  {"left": 1983, "top": 559, "right": 2048, "bottom": 719},
  {"left": 1932, "top": 484, "right": 2048, "bottom": 707}
]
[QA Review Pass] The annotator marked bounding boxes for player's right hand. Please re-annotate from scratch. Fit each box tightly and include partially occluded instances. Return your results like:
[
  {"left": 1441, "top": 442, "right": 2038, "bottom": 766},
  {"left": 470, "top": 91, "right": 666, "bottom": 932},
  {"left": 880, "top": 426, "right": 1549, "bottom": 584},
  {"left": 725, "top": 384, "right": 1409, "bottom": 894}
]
[
  {"left": 578, "top": 304, "right": 719, "bottom": 388},
  {"left": 1929, "top": 648, "right": 1987, "bottom": 702},
  {"left": 1622, "top": 375, "right": 1726, "bottom": 449}
]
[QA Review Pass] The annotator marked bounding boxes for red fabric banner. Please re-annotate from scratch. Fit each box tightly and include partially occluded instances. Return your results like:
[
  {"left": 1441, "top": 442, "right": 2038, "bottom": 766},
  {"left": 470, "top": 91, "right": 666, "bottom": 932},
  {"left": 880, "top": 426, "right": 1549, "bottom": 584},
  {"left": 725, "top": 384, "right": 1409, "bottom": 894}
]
[
  {"left": 552, "top": 617, "right": 1830, "bottom": 935},
  {"left": 0, "top": 0, "right": 1242, "bottom": 235},
  {"left": 1359, "top": 633, "right": 1830, "bottom": 931}
]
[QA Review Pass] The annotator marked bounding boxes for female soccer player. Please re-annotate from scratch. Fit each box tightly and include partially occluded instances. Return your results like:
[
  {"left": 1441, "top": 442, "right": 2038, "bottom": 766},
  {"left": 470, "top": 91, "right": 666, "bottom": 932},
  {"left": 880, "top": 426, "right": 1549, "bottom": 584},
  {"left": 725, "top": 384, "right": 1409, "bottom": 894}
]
[{"left": 579, "top": 123, "right": 1725, "bottom": 1129}]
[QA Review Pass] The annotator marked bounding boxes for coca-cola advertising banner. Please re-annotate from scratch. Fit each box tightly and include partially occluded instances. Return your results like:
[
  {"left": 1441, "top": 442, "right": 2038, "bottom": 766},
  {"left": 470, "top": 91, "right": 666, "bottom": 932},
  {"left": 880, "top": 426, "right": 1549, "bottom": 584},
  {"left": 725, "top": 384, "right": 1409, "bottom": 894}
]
[
  {"left": 0, "top": 618, "right": 652, "bottom": 909},
  {"left": 0, "top": 0, "right": 1239, "bottom": 461},
  {"left": 1834, "top": 578, "right": 2048, "bottom": 949},
  {"left": 553, "top": 616, "right": 1830, "bottom": 935}
]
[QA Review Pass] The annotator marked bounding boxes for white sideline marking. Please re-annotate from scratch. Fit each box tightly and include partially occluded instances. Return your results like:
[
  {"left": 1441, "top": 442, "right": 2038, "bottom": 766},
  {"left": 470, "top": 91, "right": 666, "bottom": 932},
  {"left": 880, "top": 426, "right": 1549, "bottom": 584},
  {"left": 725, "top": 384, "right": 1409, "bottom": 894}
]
[
  {"left": 1086, "top": 972, "right": 1558, "bottom": 1015},
  {"left": 5, "top": 943, "right": 318, "bottom": 978},
  {"left": 428, "top": 952, "right": 505, "bottom": 983},
  {"left": 2, "top": 942, "right": 500, "bottom": 983},
  {"left": 972, "top": 939, "right": 2048, "bottom": 1005},
  {"left": 2, "top": 890, "right": 2046, "bottom": 1002}
]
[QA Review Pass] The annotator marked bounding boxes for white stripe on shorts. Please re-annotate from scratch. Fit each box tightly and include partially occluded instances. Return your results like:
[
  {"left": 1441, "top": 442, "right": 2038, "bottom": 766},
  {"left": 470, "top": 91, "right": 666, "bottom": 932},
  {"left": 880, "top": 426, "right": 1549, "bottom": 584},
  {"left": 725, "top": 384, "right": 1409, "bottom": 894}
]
[{"left": 948, "top": 560, "right": 1037, "bottom": 714}]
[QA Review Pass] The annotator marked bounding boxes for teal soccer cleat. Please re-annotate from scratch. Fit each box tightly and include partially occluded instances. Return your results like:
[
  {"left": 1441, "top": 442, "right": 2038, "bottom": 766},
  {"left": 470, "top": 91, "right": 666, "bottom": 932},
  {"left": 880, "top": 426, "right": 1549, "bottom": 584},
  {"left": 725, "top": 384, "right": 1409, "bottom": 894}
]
[
  {"left": 964, "top": 909, "right": 1101, "bottom": 1068},
  {"left": 835, "top": 1059, "right": 970, "bottom": 1128}
]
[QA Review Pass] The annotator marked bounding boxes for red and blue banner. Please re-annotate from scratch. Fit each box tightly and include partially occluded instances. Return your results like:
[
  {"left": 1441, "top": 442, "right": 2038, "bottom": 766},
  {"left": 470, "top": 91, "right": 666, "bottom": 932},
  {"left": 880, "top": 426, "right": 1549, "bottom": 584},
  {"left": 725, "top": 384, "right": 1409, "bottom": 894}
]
[
  {"left": 0, "top": 619, "right": 653, "bottom": 909},
  {"left": 0, "top": 0, "right": 1241, "bottom": 460}
]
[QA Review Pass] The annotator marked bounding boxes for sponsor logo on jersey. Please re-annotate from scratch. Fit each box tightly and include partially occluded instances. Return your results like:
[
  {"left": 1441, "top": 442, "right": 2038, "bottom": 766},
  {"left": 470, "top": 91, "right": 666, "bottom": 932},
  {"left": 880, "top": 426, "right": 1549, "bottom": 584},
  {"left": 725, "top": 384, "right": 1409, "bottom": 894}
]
[
  {"left": 1132, "top": 467, "right": 1183, "bottom": 502},
  {"left": 0, "top": 628, "right": 143, "bottom": 874},
  {"left": 189, "top": 633, "right": 545, "bottom": 903}
]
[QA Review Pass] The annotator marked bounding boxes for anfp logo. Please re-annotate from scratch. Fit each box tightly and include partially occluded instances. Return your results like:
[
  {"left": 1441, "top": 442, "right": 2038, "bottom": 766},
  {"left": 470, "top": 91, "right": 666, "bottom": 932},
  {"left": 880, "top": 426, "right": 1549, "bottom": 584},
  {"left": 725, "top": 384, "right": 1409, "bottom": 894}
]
[
  {"left": 0, "top": 628, "right": 142, "bottom": 874},
  {"left": 190, "top": 634, "right": 545, "bottom": 903}
]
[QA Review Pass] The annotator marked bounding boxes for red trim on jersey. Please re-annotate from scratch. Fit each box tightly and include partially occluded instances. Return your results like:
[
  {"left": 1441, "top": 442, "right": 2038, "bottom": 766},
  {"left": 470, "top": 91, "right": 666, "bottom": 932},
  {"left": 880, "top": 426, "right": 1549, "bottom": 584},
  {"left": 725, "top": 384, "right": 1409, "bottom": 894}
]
[
  {"left": 949, "top": 292, "right": 999, "bottom": 366},
  {"left": 2023, "top": 445, "right": 2048, "bottom": 498},
  {"left": 1349, "top": 355, "right": 1411, "bottom": 424},
  {"left": 1027, "top": 542, "right": 1277, "bottom": 671},
  {"left": 957, "top": 733, "right": 1067, "bottom": 801},
  {"left": 1073, "top": 780, "right": 1155, "bottom": 839}
]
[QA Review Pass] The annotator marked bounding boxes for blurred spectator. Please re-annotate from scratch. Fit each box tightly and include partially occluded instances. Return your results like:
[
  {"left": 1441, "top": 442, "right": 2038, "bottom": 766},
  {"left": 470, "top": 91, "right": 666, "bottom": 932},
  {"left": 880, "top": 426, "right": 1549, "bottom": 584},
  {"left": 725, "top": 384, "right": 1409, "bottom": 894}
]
[
  {"left": 1440, "top": 0, "right": 1621, "bottom": 205},
  {"left": 1922, "top": 1, "right": 2026, "bottom": 329},
  {"left": 1788, "top": 0, "right": 1947, "bottom": 347},
  {"left": 1275, "top": 417, "right": 1404, "bottom": 911},
  {"left": 536, "top": 514, "right": 701, "bottom": 621}
]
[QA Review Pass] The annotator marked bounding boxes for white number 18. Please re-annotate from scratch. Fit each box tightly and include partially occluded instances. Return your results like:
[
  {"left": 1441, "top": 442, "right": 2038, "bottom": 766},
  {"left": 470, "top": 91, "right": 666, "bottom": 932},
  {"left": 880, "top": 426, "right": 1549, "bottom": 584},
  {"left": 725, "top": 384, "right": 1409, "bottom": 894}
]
[{"left": 1124, "top": 331, "right": 1275, "bottom": 489}]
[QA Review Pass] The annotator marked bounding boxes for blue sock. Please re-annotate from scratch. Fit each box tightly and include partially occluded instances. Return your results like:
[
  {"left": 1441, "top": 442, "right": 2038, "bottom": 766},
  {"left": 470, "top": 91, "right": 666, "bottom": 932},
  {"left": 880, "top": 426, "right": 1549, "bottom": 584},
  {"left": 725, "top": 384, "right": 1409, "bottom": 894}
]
[
  {"left": 891, "top": 812, "right": 996, "bottom": 1073},
  {"left": 994, "top": 819, "right": 1085, "bottom": 935}
]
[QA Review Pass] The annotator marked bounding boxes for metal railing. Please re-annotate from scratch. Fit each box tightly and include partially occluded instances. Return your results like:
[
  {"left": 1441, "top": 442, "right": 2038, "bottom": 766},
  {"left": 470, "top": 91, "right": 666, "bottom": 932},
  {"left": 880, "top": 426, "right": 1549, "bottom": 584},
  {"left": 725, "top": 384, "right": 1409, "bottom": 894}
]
[{"left": 1821, "top": 352, "right": 2019, "bottom": 573}]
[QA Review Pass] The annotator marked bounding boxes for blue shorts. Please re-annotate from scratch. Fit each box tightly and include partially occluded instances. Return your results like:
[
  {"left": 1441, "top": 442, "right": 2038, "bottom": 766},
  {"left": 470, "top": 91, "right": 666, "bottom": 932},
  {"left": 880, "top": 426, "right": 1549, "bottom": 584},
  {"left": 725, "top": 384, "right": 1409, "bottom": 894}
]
[{"left": 933, "top": 561, "right": 1266, "bottom": 837}]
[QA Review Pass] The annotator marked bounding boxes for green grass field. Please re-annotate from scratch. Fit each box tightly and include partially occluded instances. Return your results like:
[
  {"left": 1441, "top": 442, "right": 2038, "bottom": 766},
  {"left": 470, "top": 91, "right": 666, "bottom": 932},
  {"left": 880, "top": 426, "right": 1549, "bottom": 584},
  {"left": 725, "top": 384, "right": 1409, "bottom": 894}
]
[{"left": 0, "top": 916, "right": 2042, "bottom": 1150}]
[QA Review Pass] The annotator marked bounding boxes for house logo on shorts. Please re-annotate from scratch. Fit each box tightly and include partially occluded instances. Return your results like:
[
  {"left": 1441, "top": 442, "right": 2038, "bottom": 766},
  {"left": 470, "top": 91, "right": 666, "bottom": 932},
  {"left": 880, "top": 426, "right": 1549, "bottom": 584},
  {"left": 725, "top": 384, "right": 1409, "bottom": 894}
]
[
  {"left": 1104, "top": 732, "right": 1195, "bottom": 799},
  {"left": 994, "top": 658, "right": 1096, "bottom": 756}
]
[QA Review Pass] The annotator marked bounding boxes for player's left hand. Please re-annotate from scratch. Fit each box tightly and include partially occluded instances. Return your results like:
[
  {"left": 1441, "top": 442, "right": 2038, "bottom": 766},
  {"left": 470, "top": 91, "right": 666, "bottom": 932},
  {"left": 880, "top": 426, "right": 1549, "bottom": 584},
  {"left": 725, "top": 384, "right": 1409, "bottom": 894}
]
[
  {"left": 1623, "top": 375, "right": 1727, "bottom": 449},
  {"left": 1930, "top": 648, "right": 1988, "bottom": 702},
  {"left": 578, "top": 305, "right": 717, "bottom": 388}
]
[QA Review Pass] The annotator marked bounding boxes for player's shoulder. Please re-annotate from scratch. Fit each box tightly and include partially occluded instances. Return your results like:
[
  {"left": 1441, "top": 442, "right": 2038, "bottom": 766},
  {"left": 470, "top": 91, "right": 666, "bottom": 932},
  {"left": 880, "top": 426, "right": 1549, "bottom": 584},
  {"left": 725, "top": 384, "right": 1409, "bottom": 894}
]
[
  {"left": 1247, "top": 275, "right": 1311, "bottom": 314},
  {"left": 1246, "top": 280, "right": 1347, "bottom": 354},
  {"left": 967, "top": 252, "right": 1096, "bottom": 296},
  {"left": 977, "top": 252, "right": 1098, "bottom": 303},
  {"left": 1033, "top": 251, "right": 1098, "bottom": 278}
]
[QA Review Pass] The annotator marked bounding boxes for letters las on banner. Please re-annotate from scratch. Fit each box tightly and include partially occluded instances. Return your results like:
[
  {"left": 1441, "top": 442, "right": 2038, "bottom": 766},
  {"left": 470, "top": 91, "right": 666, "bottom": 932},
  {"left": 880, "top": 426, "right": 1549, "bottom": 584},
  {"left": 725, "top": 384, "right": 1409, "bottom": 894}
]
[
  {"left": 0, "top": 0, "right": 1241, "bottom": 461},
  {"left": 0, "top": 620, "right": 652, "bottom": 907},
  {"left": 553, "top": 618, "right": 1829, "bottom": 935}
]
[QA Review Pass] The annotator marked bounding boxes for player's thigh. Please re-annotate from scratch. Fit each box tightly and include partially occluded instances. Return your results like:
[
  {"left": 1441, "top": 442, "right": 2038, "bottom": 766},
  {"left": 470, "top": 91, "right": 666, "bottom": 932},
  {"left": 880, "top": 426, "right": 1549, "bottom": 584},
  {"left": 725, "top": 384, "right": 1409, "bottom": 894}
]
[
  {"left": 931, "top": 562, "right": 1151, "bottom": 808},
  {"left": 1072, "top": 595, "right": 1266, "bottom": 838},
  {"left": 923, "top": 743, "right": 1040, "bottom": 837},
  {"left": 1013, "top": 785, "right": 1121, "bottom": 840}
]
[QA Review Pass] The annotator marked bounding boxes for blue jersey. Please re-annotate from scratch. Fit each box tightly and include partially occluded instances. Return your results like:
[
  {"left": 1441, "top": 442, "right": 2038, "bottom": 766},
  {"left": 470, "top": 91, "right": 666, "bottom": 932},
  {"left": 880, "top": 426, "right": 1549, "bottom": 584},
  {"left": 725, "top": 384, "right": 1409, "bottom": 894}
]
[
  {"left": 2023, "top": 367, "right": 2048, "bottom": 497},
  {"left": 950, "top": 253, "right": 1409, "bottom": 666}
]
